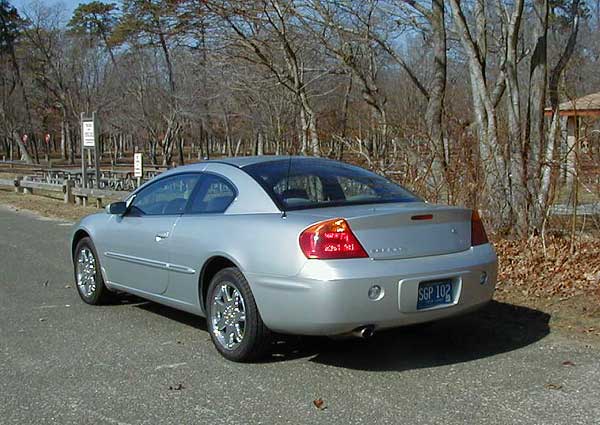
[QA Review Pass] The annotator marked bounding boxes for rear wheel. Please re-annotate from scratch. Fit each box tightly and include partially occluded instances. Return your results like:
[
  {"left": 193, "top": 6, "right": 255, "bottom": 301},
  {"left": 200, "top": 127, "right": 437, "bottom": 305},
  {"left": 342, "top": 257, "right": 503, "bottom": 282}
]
[
  {"left": 206, "top": 267, "right": 272, "bottom": 362},
  {"left": 74, "top": 237, "right": 114, "bottom": 305}
]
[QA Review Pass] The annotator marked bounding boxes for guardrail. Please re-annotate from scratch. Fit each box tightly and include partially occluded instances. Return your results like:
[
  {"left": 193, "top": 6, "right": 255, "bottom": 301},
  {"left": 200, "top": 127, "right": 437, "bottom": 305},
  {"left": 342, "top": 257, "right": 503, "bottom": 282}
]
[
  {"left": 0, "top": 178, "right": 17, "bottom": 187},
  {"left": 71, "top": 187, "right": 129, "bottom": 207},
  {"left": 0, "top": 177, "right": 129, "bottom": 208},
  {"left": 0, "top": 160, "right": 167, "bottom": 191}
]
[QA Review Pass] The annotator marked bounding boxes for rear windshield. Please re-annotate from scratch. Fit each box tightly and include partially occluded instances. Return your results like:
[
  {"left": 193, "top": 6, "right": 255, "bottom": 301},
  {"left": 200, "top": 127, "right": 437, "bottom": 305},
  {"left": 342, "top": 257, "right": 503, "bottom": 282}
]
[{"left": 244, "top": 158, "right": 421, "bottom": 211}]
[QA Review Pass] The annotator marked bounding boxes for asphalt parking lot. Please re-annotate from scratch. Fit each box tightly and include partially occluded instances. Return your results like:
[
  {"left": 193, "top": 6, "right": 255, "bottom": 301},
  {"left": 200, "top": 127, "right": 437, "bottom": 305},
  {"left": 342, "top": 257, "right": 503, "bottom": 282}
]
[{"left": 1, "top": 206, "right": 599, "bottom": 425}]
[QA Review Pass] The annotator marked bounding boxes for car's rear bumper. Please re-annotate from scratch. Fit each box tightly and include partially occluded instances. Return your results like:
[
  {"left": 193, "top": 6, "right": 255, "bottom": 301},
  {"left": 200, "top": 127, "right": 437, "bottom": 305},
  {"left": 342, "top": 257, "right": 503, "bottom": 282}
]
[{"left": 246, "top": 244, "right": 497, "bottom": 336}]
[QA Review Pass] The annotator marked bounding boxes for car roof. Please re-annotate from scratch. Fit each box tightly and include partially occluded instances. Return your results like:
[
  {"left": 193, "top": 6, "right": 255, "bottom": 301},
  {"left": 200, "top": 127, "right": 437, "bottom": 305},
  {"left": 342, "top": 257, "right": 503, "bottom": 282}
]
[
  {"left": 154, "top": 155, "right": 340, "bottom": 180},
  {"left": 208, "top": 155, "right": 332, "bottom": 168},
  {"left": 163, "top": 155, "right": 337, "bottom": 173}
]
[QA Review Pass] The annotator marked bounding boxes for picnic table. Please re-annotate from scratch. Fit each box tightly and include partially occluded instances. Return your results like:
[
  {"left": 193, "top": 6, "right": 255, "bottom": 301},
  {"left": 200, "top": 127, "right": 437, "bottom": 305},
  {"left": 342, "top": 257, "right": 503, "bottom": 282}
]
[{"left": 16, "top": 164, "right": 167, "bottom": 191}]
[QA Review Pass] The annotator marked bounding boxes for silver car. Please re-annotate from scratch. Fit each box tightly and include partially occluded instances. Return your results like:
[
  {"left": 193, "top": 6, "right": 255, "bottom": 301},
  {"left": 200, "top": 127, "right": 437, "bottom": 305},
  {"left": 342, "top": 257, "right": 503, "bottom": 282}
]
[{"left": 71, "top": 156, "right": 497, "bottom": 361}]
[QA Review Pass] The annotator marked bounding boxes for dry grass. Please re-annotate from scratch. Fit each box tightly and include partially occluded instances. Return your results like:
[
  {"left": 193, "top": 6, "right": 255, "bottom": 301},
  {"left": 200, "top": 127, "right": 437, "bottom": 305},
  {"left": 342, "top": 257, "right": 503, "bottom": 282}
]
[{"left": 0, "top": 188, "right": 101, "bottom": 221}]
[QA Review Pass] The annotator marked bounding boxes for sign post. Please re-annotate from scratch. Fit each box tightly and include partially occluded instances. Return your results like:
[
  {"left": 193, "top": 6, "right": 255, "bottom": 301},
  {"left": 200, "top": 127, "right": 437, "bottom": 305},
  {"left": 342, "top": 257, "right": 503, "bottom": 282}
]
[
  {"left": 134, "top": 152, "right": 143, "bottom": 187},
  {"left": 80, "top": 112, "right": 100, "bottom": 188}
]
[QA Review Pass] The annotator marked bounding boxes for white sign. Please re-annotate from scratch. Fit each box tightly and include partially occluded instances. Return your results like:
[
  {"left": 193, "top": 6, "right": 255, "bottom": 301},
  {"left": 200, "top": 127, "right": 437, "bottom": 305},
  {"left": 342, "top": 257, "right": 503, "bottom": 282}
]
[
  {"left": 82, "top": 120, "right": 95, "bottom": 147},
  {"left": 134, "top": 153, "right": 143, "bottom": 178}
]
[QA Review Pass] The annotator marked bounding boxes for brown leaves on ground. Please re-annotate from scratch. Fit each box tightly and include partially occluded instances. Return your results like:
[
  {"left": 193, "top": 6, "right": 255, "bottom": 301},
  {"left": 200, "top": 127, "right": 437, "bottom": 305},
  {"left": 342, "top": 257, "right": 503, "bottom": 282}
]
[
  {"left": 494, "top": 235, "right": 600, "bottom": 301},
  {"left": 313, "top": 398, "right": 327, "bottom": 410}
]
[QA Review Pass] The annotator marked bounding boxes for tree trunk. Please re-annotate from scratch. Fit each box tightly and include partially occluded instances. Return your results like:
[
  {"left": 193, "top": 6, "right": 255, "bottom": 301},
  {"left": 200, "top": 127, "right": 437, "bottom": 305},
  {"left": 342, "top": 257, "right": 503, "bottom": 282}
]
[
  {"left": 504, "top": 0, "right": 527, "bottom": 235},
  {"left": 525, "top": 0, "right": 549, "bottom": 227},
  {"left": 536, "top": 0, "right": 580, "bottom": 229},
  {"left": 299, "top": 92, "right": 320, "bottom": 156},
  {"left": 67, "top": 123, "right": 75, "bottom": 165},
  {"left": 425, "top": 0, "right": 448, "bottom": 191},
  {"left": 178, "top": 137, "right": 185, "bottom": 165},
  {"left": 256, "top": 132, "right": 264, "bottom": 156},
  {"left": 337, "top": 74, "right": 352, "bottom": 160},
  {"left": 223, "top": 111, "right": 233, "bottom": 157},
  {"left": 12, "top": 131, "right": 33, "bottom": 163},
  {"left": 7, "top": 33, "right": 34, "bottom": 164},
  {"left": 449, "top": 0, "right": 511, "bottom": 226}
]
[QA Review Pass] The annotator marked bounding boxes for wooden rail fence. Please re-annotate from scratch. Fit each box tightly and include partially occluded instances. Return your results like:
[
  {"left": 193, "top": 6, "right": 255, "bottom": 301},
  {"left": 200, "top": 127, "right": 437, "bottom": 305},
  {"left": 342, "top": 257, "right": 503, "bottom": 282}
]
[{"left": 0, "top": 177, "right": 129, "bottom": 208}]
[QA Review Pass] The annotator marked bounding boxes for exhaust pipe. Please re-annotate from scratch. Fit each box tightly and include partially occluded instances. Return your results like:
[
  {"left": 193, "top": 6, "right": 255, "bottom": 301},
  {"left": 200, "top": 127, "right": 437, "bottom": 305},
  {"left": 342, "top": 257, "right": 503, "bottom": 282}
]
[{"left": 352, "top": 325, "right": 374, "bottom": 339}]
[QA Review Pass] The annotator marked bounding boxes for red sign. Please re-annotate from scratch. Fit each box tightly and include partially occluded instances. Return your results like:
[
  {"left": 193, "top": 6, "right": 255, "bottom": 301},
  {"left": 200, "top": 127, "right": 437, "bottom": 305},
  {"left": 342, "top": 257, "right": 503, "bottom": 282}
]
[
  {"left": 22, "top": 134, "right": 28, "bottom": 143},
  {"left": 45, "top": 134, "right": 51, "bottom": 144}
]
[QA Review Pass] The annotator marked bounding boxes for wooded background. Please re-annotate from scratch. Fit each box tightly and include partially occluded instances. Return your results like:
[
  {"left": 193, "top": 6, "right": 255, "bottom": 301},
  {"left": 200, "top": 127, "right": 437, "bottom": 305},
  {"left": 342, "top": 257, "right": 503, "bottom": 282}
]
[{"left": 1, "top": 0, "right": 599, "bottom": 236}]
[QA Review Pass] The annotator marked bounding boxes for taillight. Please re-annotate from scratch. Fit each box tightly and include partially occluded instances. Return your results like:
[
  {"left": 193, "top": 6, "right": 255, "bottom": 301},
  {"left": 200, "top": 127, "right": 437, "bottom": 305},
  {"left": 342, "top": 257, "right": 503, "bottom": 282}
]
[
  {"left": 471, "top": 210, "right": 489, "bottom": 246},
  {"left": 299, "top": 218, "right": 368, "bottom": 259}
]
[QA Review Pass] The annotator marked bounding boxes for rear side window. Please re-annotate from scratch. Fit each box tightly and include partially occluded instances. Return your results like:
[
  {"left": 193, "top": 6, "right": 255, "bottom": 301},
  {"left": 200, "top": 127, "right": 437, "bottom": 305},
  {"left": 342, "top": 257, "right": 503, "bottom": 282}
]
[
  {"left": 273, "top": 175, "right": 325, "bottom": 207},
  {"left": 244, "top": 158, "right": 420, "bottom": 211},
  {"left": 187, "top": 174, "right": 236, "bottom": 214}
]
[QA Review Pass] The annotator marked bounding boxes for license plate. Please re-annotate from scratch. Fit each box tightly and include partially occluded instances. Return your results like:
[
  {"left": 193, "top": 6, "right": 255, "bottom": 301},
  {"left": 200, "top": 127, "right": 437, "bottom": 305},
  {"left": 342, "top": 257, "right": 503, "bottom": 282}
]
[{"left": 417, "top": 279, "right": 454, "bottom": 310}]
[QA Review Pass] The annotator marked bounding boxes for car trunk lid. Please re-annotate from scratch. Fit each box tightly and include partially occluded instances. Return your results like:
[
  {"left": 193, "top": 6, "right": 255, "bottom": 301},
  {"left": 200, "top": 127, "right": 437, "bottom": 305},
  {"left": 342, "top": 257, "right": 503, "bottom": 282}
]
[{"left": 289, "top": 203, "right": 471, "bottom": 260}]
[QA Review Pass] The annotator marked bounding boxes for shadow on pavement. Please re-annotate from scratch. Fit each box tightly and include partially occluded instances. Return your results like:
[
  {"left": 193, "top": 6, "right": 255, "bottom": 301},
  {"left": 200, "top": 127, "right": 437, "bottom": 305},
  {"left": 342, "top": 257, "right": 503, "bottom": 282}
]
[
  {"left": 274, "top": 301, "right": 550, "bottom": 371},
  {"left": 126, "top": 296, "right": 209, "bottom": 332},
  {"left": 301, "top": 301, "right": 550, "bottom": 371},
  {"left": 126, "top": 297, "right": 549, "bottom": 371}
]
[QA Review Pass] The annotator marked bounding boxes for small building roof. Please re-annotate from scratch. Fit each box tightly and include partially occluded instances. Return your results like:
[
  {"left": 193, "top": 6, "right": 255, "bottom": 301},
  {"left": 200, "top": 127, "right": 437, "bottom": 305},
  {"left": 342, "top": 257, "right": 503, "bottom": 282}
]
[{"left": 545, "top": 91, "right": 600, "bottom": 116}]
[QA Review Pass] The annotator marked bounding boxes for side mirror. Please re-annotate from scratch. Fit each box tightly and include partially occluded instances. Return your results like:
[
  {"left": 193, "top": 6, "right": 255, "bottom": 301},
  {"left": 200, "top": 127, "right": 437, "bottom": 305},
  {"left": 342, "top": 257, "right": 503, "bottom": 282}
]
[{"left": 106, "top": 201, "right": 127, "bottom": 215}]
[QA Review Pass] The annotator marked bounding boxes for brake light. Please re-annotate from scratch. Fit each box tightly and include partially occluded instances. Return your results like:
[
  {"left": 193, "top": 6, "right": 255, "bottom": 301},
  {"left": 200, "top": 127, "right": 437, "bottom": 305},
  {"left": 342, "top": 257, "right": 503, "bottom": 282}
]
[
  {"left": 299, "top": 218, "right": 368, "bottom": 259},
  {"left": 471, "top": 210, "right": 489, "bottom": 246}
]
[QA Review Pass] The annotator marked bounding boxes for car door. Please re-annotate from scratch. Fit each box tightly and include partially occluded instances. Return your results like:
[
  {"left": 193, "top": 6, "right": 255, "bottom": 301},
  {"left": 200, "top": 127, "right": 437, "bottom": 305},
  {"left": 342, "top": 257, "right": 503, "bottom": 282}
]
[
  {"left": 102, "top": 173, "right": 200, "bottom": 294},
  {"left": 165, "top": 173, "right": 237, "bottom": 301}
]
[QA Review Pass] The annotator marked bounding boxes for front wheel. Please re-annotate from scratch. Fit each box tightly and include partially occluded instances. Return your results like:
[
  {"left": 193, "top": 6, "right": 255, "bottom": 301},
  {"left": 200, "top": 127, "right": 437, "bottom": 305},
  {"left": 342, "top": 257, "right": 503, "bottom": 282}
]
[
  {"left": 73, "top": 237, "right": 115, "bottom": 305},
  {"left": 206, "top": 267, "right": 272, "bottom": 362}
]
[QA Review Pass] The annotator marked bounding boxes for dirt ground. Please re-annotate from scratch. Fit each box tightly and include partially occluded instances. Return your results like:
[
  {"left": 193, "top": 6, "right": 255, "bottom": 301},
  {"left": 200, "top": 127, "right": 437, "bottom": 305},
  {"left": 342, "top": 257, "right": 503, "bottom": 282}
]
[{"left": 1, "top": 187, "right": 599, "bottom": 344}]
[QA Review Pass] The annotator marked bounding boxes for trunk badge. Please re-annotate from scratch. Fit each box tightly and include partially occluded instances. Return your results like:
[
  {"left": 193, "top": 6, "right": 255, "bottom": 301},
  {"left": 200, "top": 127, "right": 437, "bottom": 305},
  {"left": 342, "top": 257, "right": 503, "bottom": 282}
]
[{"left": 370, "top": 247, "right": 403, "bottom": 254}]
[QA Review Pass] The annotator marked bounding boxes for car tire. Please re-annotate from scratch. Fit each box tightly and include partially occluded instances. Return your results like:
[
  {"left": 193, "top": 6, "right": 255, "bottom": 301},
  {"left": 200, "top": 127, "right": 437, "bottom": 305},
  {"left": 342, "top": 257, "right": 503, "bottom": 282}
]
[
  {"left": 206, "top": 267, "right": 272, "bottom": 362},
  {"left": 73, "top": 237, "right": 115, "bottom": 305}
]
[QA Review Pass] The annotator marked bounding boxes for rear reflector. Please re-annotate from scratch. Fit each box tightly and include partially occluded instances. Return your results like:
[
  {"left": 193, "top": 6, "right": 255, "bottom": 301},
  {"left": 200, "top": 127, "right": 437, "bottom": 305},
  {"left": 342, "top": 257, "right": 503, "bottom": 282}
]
[
  {"left": 471, "top": 210, "right": 489, "bottom": 246},
  {"left": 299, "top": 218, "right": 368, "bottom": 259},
  {"left": 411, "top": 214, "right": 433, "bottom": 220}
]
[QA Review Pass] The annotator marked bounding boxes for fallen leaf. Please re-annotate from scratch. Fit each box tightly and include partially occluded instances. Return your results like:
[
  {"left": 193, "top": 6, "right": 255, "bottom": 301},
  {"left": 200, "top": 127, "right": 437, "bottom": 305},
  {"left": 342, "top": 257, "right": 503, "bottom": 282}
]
[
  {"left": 545, "top": 383, "right": 563, "bottom": 390},
  {"left": 38, "top": 318, "right": 46, "bottom": 322},
  {"left": 42, "top": 280, "right": 49, "bottom": 287},
  {"left": 562, "top": 360, "right": 575, "bottom": 366},
  {"left": 64, "top": 285, "right": 71, "bottom": 289},
  {"left": 313, "top": 398, "right": 326, "bottom": 410}
]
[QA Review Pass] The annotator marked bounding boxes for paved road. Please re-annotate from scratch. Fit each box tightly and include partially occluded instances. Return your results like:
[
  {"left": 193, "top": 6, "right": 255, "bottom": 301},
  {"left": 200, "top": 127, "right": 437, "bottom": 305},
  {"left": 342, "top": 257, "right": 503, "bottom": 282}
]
[{"left": 1, "top": 206, "right": 599, "bottom": 425}]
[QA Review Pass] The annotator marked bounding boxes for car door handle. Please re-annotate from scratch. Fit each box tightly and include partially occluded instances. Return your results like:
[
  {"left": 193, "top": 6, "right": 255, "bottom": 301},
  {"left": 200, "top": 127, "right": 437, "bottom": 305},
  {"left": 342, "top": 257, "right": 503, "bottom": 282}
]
[{"left": 155, "top": 232, "right": 169, "bottom": 242}]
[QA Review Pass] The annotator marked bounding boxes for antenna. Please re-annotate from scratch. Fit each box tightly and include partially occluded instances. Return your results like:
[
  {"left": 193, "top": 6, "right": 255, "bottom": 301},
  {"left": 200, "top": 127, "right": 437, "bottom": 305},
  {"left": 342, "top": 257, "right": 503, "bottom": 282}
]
[{"left": 282, "top": 154, "right": 293, "bottom": 218}]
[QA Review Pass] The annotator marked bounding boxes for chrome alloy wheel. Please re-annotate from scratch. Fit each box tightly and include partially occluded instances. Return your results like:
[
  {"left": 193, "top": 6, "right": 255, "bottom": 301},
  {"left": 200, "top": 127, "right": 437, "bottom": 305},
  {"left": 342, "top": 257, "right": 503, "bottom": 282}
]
[
  {"left": 211, "top": 283, "right": 246, "bottom": 350},
  {"left": 76, "top": 248, "right": 97, "bottom": 297}
]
